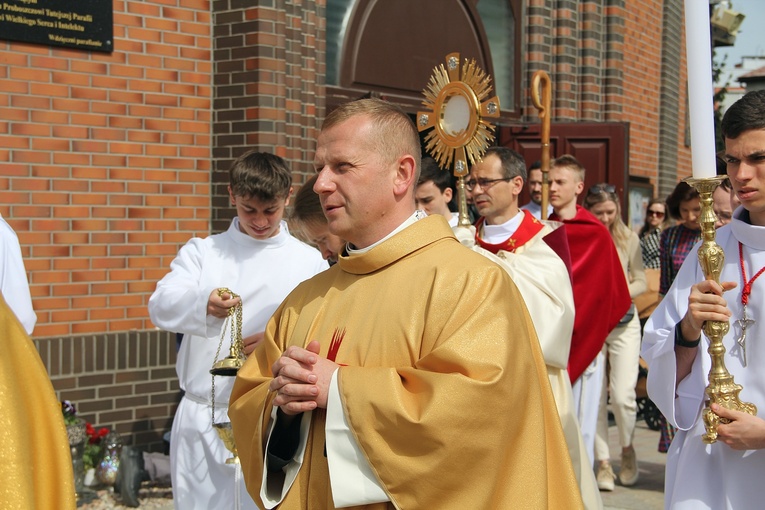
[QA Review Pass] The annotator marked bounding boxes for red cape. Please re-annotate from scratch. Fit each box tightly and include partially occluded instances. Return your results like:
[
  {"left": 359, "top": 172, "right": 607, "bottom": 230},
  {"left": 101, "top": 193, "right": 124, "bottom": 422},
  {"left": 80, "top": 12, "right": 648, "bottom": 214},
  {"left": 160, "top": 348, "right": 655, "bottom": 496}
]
[{"left": 551, "top": 206, "right": 631, "bottom": 382}]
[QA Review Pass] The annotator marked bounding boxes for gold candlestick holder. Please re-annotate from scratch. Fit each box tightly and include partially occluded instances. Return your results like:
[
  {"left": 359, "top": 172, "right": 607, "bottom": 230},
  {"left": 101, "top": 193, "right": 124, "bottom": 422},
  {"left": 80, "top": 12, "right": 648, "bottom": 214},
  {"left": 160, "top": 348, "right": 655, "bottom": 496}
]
[{"left": 686, "top": 176, "right": 757, "bottom": 443}]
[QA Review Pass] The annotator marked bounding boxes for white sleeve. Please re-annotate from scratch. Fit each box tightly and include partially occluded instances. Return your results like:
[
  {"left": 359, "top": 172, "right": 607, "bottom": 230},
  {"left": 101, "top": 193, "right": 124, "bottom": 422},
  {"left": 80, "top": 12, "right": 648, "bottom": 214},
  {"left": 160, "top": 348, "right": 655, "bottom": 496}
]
[
  {"left": 642, "top": 248, "right": 706, "bottom": 430},
  {"left": 147, "top": 238, "right": 224, "bottom": 338},
  {"left": 0, "top": 219, "right": 36, "bottom": 335},
  {"left": 325, "top": 369, "right": 389, "bottom": 507},
  {"left": 259, "top": 407, "right": 313, "bottom": 509}
]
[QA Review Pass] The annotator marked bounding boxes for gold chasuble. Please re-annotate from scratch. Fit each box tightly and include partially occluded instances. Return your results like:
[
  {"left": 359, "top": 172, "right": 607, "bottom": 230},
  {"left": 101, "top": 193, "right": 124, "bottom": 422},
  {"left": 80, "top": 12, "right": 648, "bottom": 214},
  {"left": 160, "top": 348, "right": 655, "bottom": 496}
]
[
  {"left": 0, "top": 296, "right": 76, "bottom": 509},
  {"left": 230, "top": 216, "right": 582, "bottom": 509}
]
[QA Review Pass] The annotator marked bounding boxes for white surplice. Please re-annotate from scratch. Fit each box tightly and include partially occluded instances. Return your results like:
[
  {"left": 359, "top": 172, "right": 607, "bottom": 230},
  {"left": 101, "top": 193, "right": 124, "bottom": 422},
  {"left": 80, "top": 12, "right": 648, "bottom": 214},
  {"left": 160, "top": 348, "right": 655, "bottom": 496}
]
[
  {"left": 0, "top": 214, "right": 36, "bottom": 335},
  {"left": 642, "top": 207, "right": 765, "bottom": 509},
  {"left": 472, "top": 212, "right": 602, "bottom": 510}
]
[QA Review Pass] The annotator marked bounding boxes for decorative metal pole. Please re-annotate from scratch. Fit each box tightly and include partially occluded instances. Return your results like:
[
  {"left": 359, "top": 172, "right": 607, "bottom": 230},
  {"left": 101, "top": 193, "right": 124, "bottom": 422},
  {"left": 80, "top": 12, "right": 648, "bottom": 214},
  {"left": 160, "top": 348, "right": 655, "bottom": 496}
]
[
  {"left": 531, "top": 70, "right": 552, "bottom": 220},
  {"left": 686, "top": 177, "right": 757, "bottom": 443}
]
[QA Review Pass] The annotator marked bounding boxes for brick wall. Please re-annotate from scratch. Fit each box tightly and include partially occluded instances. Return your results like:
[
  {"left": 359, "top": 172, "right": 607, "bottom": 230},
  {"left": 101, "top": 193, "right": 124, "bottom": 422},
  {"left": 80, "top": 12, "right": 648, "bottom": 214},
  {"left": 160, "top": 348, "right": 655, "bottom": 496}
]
[
  {"left": 210, "top": 0, "right": 326, "bottom": 233},
  {"left": 1, "top": 0, "right": 328, "bottom": 451},
  {"left": 657, "top": 0, "right": 688, "bottom": 199},
  {"left": 524, "top": 0, "right": 689, "bottom": 197},
  {"left": 1, "top": 0, "right": 213, "bottom": 449},
  {"left": 34, "top": 330, "right": 180, "bottom": 450},
  {"left": 622, "top": 0, "right": 664, "bottom": 180}
]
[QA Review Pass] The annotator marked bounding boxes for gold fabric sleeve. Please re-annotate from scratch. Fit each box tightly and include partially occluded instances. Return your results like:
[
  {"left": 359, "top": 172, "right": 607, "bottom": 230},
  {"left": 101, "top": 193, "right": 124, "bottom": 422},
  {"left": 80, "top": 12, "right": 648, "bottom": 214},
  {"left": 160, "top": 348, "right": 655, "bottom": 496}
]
[{"left": 0, "top": 296, "right": 76, "bottom": 509}]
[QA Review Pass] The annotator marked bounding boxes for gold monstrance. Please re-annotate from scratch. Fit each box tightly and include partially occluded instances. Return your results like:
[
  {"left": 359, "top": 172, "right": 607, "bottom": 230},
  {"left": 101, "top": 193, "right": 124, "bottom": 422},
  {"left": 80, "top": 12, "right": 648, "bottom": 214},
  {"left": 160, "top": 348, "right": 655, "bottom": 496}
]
[
  {"left": 417, "top": 52, "right": 500, "bottom": 227},
  {"left": 210, "top": 288, "right": 244, "bottom": 464}
]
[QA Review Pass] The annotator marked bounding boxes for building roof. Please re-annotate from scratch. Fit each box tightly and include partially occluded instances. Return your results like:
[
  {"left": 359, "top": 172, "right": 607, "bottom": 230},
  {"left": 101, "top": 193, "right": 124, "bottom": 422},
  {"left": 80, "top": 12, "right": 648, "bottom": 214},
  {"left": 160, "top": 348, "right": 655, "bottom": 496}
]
[{"left": 739, "top": 65, "right": 765, "bottom": 83}]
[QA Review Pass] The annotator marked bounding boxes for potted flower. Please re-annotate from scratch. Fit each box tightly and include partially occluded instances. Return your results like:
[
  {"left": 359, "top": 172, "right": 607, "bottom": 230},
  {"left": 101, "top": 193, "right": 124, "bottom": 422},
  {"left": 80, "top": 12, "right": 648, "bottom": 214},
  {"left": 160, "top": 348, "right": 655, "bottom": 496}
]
[{"left": 61, "top": 401, "right": 114, "bottom": 489}]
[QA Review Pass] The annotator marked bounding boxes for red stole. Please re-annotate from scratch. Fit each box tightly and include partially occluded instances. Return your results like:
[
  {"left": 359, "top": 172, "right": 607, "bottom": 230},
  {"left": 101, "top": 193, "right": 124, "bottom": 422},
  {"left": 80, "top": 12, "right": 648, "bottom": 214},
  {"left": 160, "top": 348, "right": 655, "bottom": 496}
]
[
  {"left": 475, "top": 210, "right": 545, "bottom": 254},
  {"left": 550, "top": 206, "right": 631, "bottom": 382}
]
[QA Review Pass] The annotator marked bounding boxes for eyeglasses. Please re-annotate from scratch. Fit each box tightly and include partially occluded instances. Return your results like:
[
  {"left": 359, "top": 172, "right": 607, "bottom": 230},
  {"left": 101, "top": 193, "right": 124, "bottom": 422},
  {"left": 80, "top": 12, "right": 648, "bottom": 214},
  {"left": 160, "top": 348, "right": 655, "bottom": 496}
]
[
  {"left": 647, "top": 210, "right": 665, "bottom": 218},
  {"left": 465, "top": 177, "right": 511, "bottom": 191},
  {"left": 588, "top": 184, "right": 616, "bottom": 194}
]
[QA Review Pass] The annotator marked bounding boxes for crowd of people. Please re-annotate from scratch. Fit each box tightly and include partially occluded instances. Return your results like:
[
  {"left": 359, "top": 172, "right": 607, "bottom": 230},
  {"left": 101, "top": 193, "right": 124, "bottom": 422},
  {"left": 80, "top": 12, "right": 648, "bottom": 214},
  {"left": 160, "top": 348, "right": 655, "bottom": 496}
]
[{"left": 4, "top": 90, "right": 765, "bottom": 510}]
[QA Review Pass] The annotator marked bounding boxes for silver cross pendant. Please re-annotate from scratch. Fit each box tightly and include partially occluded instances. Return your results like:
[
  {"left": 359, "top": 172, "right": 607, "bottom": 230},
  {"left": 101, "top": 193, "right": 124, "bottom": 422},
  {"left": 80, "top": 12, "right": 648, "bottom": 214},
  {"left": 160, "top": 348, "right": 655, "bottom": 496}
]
[{"left": 736, "top": 305, "right": 755, "bottom": 367}]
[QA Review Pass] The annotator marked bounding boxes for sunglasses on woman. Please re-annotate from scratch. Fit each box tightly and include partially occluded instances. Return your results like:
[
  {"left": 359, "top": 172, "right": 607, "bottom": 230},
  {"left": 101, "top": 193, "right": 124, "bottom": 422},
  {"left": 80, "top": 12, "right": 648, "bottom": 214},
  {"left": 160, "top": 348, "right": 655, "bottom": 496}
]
[{"left": 588, "top": 184, "right": 615, "bottom": 194}]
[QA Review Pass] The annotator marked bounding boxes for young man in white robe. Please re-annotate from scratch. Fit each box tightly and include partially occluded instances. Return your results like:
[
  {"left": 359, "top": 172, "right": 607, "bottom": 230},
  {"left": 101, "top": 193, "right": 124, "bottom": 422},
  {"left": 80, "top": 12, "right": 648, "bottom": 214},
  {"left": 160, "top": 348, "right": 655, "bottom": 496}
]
[
  {"left": 642, "top": 89, "right": 765, "bottom": 509},
  {"left": 455, "top": 146, "right": 602, "bottom": 509},
  {"left": 148, "top": 151, "right": 326, "bottom": 509}
]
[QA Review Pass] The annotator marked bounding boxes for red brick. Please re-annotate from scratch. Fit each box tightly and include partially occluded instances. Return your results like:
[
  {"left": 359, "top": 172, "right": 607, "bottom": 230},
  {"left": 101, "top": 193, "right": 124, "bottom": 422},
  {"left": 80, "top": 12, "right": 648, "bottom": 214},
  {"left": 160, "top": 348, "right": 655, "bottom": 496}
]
[
  {"left": 73, "top": 246, "right": 108, "bottom": 257},
  {"left": 53, "top": 257, "right": 90, "bottom": 270},
  {"left": 71, "top": 166, "right": 108, "bottom": 180},
  {"left": 53, "top": 152, "right": 90, "bottom": 165},
  {"left": 32, "top": 138, "right": 70, "bottom": 151},
  {"left": 93, "top": 102, "right": 128, "bottom": 115},
  {"left": 0, "top": 135, "right": 30, "bottom": 149},
  {"left": 32, "top": 192, "right": 69, "bottom": 205},
  {"left": 10, "top": 67, "right": 50, "bottom": 82},
  {"left": 11, "top": 123, "right": 50, "bottom": 137},
  {"left": 53, "top": 125, "right": 88, "bottom": 138},
  {"left": 72, "top": 321, "right": 109, "bottom": 334},
  {"left": 51, "top": 98, "right": 90, "bottom": 112}
]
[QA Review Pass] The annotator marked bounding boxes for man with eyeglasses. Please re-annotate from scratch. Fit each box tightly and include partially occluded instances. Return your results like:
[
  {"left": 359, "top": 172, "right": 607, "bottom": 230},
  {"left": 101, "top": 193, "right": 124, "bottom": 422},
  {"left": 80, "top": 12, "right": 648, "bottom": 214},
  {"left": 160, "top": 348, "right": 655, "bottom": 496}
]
[
  {"left": 642, "top": 89, "right": 765, "bottom": 509},
  {"left": 458, "top": 146, "right": 602, "bottom": 509},
  {"left": 548, "top": 155, "right": 632, "bottom": 472},
  {"left": 713, "top": 182, "right": 736, "bottom": 229}
]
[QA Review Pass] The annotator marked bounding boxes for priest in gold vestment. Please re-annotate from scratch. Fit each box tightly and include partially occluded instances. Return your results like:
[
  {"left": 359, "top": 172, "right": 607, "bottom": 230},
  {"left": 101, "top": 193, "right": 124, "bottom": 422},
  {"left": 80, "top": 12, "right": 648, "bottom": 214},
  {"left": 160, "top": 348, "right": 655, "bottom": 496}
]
[
  {"left": 229, "top": 98, "right": 583, "bottom": 509},
  {"left": 0, "top": 295, "right": 75, "bottom": 509}
]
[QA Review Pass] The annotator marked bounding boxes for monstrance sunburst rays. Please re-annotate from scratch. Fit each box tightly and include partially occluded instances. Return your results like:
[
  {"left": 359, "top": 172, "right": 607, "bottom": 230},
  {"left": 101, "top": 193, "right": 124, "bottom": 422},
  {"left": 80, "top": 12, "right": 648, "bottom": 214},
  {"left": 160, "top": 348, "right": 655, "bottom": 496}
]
[{"left": 417, "top": 52, "right": 500, "bottom": 177}]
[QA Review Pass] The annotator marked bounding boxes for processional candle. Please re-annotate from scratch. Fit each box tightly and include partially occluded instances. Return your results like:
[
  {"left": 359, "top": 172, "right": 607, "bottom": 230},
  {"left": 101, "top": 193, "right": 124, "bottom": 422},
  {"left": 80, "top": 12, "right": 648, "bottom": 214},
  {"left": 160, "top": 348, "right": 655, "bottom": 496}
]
[{"left": 684, "top": 0, "right": 718, "bottom": 180}]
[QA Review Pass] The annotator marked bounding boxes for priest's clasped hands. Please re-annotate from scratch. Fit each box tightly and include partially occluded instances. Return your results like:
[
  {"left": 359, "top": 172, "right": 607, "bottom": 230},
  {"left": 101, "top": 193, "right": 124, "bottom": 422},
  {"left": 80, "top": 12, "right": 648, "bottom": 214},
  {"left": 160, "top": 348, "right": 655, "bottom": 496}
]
[{"left": 269, "top": 340, "right": 339, "bottom": 415}]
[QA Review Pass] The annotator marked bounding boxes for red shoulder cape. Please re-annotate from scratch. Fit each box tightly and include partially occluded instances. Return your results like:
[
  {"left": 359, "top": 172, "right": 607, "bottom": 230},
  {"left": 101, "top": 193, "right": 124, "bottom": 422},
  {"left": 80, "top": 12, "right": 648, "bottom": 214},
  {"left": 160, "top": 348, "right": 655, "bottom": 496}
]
[{"left": 551, "top": 206, "right": 631, "bottom": 382}]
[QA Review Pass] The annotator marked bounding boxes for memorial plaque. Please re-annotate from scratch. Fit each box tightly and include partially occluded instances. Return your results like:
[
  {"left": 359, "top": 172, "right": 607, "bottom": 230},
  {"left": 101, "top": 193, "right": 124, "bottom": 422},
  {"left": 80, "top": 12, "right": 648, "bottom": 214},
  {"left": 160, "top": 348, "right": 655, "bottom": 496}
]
[{"left": 0, "top": 0, "right": 113, "bottom": 53}]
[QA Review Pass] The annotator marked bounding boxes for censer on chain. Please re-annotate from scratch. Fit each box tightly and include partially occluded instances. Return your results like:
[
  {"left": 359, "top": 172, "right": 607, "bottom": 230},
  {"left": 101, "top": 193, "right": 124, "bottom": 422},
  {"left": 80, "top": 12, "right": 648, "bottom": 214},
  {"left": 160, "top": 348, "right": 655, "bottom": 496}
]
[
  {"left": 210, "top": 288, "right": 246, "bottom": 376},
  {"left": 210, "top": 287, "right": 244, "bottom": 468}
]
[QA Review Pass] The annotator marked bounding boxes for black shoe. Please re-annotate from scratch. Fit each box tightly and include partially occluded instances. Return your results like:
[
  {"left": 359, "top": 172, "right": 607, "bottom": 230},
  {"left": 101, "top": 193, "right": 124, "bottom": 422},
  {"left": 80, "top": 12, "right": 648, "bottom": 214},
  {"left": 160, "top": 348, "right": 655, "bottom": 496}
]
[{"left": 118, "top": 446, "right": 146, "bottom": 507}]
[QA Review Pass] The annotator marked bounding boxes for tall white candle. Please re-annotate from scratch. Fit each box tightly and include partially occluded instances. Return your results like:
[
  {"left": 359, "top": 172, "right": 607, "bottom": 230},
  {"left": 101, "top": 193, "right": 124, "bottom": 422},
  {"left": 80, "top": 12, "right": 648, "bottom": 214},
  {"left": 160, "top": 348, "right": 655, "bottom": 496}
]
[{"left": 684, "top": 0, "right": 717, "bottom": 179}]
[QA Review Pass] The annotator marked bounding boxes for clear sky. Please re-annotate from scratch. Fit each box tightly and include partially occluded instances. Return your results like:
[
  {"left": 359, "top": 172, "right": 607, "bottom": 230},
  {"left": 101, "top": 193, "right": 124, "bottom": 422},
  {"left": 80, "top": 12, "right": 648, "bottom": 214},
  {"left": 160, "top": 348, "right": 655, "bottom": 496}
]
[{"left": 715, "top": 0, "right": 765, "bottom": 64}]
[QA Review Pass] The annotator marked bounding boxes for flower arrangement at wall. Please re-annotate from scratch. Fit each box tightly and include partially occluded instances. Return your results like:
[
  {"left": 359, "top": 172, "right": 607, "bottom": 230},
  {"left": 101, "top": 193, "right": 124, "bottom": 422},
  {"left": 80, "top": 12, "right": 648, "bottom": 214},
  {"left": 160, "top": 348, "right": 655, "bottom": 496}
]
[{"left": 61, "top": 400, "right": 110, "bottom": 471}]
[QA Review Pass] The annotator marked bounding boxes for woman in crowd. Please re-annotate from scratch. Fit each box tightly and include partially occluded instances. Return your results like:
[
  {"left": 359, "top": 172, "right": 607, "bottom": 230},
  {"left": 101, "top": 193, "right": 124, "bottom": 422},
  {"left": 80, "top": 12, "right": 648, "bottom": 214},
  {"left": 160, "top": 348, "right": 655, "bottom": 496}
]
[
  {"left": 653, "top": 181, "right": 702, "bottom": 453},
  {"left": 636, "top": 199, "right": 670, "bottom": 330},
  {"left": 659, "top": 182, "right": 701, "bottom": 295},
  {"left": 639, "top": 199, "right": 670, "bottom": 270},
  {"left": 290, "top": 174, "right": 346, "bottom": 266},
  {"left": 584, "top": 184, "right": 647, "bottom": 491}
]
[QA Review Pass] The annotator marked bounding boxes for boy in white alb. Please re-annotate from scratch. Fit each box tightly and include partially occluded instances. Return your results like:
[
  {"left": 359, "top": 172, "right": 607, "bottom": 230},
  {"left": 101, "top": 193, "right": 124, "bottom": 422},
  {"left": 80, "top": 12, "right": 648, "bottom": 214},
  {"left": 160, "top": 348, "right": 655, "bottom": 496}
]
[
  {"left": 642, "top": 90, "right": 765, "bottom": 509},
  {"left": 148, "top": 151, "right": 326, "bottom": 509}
]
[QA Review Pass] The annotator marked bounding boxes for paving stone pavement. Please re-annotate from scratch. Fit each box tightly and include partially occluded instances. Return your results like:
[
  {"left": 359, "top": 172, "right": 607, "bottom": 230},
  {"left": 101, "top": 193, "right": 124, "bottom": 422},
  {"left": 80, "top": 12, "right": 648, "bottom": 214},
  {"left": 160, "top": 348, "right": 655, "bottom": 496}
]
[{"left": 599, "top": 412, "right": 666, "bottom": 510}]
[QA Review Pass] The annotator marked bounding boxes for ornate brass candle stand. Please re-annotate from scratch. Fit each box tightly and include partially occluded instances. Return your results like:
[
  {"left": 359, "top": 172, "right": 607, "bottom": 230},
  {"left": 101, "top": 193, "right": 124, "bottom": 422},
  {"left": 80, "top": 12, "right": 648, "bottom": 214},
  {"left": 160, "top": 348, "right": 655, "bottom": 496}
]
[{"left": 686, "top": 176, "right": 757, "bottom": 443}]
